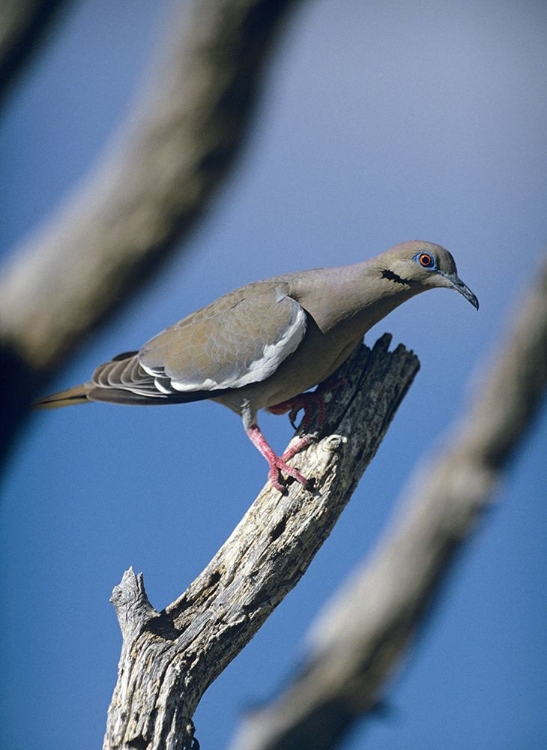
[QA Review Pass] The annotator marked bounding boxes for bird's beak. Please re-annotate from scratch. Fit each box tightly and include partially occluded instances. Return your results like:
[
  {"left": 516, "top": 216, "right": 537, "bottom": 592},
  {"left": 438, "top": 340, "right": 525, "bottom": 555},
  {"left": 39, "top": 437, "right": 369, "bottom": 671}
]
[{"left": 442, "top": 273, "right": 479, "bottom": 310}]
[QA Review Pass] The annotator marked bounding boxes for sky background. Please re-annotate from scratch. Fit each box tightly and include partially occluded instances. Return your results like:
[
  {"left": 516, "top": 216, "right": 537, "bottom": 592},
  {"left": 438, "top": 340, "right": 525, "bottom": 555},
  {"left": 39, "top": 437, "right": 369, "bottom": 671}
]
[{"left": 1, "top": 1, "right": 546, "bottom": 748}]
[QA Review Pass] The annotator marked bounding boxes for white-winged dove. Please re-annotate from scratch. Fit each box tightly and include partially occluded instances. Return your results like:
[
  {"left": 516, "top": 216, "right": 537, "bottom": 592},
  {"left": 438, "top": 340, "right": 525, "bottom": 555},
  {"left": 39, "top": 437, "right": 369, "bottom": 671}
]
[{"left": 35, "top": 241, "right": 478, "bottom": 490}]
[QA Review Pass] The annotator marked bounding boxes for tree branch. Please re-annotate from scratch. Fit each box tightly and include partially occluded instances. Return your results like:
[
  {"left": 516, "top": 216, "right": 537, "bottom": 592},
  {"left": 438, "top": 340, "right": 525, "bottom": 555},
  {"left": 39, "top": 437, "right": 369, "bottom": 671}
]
[
  {"left": 103, "top": 336, "right": 420, "bottom": 750},
  {"left": 0, "top": 0, "right": 70, "bottom": 107},
  {"left": 231, "top": 255, "right": 547, "bottom": 750},
  {"left": 0, "top": 0, "right": 303, "bottom": 465}
]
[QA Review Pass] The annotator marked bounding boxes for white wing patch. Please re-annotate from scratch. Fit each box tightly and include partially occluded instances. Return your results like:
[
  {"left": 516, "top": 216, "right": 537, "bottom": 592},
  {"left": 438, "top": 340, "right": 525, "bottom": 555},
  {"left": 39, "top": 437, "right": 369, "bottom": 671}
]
[{"left": 141, "top": 295, "right": 307, "bottom": 393}]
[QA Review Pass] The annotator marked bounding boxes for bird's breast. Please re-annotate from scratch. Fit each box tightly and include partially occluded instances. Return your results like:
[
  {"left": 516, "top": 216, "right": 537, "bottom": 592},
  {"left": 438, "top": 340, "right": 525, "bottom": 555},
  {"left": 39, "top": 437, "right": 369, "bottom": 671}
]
[{"left": 214, "top": 319, "right": 362, "bottom": 417}]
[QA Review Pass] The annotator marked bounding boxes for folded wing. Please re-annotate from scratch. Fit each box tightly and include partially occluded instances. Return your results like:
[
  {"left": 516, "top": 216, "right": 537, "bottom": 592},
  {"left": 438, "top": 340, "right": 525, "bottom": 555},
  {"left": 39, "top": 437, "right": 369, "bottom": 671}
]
[{"left": 88, "top": 281, "right": 307, "bottom": 404}]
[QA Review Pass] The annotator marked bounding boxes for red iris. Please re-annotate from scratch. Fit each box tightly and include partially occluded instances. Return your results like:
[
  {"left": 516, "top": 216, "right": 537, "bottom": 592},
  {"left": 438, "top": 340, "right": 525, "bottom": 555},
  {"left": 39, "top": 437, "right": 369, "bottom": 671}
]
[{"left": 419, "top": 253, "right": 433, "bottom": 268}]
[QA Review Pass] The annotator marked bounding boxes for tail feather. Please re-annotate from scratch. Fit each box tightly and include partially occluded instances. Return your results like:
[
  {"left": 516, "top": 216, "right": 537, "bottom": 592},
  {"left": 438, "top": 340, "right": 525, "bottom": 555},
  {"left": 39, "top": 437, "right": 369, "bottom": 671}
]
[{"left": 33, "top": 384, "right": 91, "bottom": 410}]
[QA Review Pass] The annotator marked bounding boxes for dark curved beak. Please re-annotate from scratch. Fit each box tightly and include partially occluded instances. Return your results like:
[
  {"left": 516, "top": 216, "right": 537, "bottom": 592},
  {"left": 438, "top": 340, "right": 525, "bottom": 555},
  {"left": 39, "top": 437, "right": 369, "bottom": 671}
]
[{"left": 443, "top": 273, "right": 479, "bottom": 310}]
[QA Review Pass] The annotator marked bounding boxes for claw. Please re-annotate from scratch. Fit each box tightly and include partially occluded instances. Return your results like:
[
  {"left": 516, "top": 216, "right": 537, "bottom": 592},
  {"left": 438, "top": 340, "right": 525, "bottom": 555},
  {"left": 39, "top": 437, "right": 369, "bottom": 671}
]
[
  {"left": 268, "top": 391, "right": 325, "bottom": 431},
  {"left": 268, "top": 376, "right": 346, "bottom": 432}
]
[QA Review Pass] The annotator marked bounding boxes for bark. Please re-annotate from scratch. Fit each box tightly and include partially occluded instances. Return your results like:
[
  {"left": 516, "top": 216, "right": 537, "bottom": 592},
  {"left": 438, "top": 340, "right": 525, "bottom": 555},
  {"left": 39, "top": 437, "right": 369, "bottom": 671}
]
[
  {"left": 103, "top": 335, "right": 420, "bottom": 750},
  {"left": 231, "top": 256, "right": 547, "bottom": 750}
]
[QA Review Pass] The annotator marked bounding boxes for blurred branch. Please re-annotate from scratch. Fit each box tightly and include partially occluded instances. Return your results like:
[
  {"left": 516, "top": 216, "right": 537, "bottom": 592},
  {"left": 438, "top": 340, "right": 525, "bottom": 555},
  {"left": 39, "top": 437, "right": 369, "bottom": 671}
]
[
  {"left": 0, "top": 0, "right": 303, "bottom": 465},
  {"left": 103, "top": 337, "right": 420, "bottom": 750},
  {"left": 231, "top": 255, "right": 547, "bottom": 750},
  {"left": 0, "top": 0, "right": 70, "bottom": 107}
]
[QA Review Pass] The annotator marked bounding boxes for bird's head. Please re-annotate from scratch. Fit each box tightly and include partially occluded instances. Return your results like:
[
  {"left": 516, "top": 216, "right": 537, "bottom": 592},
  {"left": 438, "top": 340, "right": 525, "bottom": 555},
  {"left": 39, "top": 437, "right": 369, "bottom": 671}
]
[{"left": 377, "top": 241, "right": 479, "bottom": 309}]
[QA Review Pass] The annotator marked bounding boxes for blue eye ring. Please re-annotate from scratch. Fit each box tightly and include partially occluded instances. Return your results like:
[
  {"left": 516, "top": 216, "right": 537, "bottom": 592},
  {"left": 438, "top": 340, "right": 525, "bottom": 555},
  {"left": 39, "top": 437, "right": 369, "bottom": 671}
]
[{"left": 414, "top": 251, "right": 436, "bottom": 270}]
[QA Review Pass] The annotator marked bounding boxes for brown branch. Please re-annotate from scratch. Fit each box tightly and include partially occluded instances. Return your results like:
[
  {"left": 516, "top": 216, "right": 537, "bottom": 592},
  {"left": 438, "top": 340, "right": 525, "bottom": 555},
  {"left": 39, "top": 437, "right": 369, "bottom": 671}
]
[
  {"left": 103, "top": 336, "right": 420, "bottom": 750},
  {"left": 231, "top": 255, "right": 547, "bottom": 750},
  {"left": 0, "top": 0, "right": 303, "bottom": 465},
  {"left": 0, "top": 0, "right": 70, "bottom": 107}
]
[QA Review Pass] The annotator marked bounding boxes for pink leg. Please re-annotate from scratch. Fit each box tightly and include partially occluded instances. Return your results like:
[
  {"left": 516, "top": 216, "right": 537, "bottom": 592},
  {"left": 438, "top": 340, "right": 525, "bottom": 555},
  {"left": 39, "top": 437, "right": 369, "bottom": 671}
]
[{"left": 246, "top": 424, "right": 308, "bottom": 492}]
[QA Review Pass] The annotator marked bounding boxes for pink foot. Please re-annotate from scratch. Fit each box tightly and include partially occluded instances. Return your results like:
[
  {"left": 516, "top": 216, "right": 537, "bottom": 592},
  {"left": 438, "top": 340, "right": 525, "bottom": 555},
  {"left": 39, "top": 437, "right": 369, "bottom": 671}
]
[
  {"left": 246, "top": 424, "right": 309, "bottom": 492},
  {"left": 267, "top": 391, "right": 325, "bottom": 430},
  {"left": 280, "top": 434, "right": 314, "bottom": 462},
  {"left": 267, "top": 376, "right": 346, "bottom": 430}
]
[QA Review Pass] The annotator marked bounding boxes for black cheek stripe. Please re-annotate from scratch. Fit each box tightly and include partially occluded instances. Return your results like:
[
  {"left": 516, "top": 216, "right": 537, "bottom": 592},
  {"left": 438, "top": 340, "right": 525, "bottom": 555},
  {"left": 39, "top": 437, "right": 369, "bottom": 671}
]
[{"left": 381, "top": 269, "right": 410, "bottom": 286}]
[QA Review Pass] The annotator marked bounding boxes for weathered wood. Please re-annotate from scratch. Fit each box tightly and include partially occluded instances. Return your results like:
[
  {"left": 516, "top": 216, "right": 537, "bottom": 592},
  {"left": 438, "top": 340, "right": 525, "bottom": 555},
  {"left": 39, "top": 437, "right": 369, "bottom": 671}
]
[{"left": 104, "top": 335, "right": 420, "bottom": 750}]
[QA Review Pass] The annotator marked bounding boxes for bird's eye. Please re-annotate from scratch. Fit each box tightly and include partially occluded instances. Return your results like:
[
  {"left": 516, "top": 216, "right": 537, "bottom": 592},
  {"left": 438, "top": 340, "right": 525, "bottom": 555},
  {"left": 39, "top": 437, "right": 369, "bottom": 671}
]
[{"left": 417, "top": 252, "right": 435, "bottom": 269}]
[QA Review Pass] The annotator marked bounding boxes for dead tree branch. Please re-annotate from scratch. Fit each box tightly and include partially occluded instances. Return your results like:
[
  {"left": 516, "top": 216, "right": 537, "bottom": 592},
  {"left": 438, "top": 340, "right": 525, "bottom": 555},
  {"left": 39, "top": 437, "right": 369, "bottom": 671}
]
[
  {"left": 103, "top": 336, "right": 419, "bottom": 750},
  {"left": 231, "top": 256, "right": 547, "bottom": 750}
]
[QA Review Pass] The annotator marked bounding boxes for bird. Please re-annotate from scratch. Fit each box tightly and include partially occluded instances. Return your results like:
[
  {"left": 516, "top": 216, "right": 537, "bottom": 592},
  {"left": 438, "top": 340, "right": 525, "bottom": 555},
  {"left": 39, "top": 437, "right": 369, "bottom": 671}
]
[{"left": 35, "top": 241, "right": 478, "bottom": 491}]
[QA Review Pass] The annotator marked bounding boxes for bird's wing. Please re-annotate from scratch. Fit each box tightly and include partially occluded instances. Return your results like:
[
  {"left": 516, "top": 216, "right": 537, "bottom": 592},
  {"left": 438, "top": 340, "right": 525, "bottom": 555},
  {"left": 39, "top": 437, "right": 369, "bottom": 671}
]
[
  {"left": 91, "top": 281, "right": 307, "bottom": 400},
  {"left": 140, "top": 281, "right": 307, "bottom": 393}
]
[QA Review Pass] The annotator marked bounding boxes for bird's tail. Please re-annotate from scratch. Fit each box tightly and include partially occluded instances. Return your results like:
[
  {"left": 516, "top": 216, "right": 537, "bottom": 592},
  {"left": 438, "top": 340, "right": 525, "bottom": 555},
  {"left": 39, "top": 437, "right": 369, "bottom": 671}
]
[{"left": 33, "top": 384, "right": 91, "bottom": 410}]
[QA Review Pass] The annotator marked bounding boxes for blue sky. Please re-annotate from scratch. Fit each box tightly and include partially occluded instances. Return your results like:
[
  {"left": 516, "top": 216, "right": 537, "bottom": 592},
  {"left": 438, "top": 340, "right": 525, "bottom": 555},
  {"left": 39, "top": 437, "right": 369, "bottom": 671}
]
[{"left": 1, "top": 1, "right": 546, "bottom": 748}]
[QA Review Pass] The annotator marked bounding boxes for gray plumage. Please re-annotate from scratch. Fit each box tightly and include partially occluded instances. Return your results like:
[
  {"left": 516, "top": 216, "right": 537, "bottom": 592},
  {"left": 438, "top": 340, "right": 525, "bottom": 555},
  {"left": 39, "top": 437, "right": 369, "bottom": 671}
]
[{"left": 35, "top": 241, "right": 478, "bottom": 490}]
